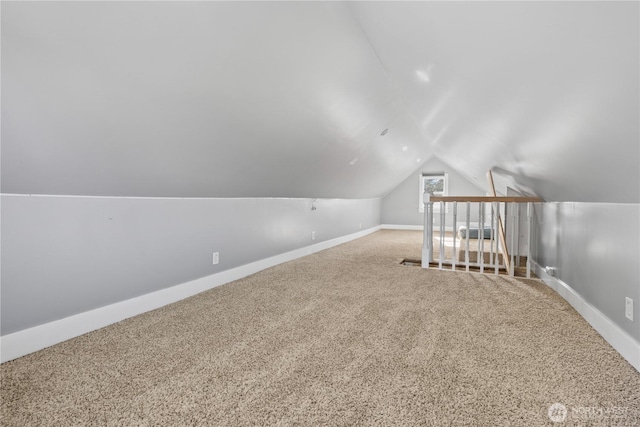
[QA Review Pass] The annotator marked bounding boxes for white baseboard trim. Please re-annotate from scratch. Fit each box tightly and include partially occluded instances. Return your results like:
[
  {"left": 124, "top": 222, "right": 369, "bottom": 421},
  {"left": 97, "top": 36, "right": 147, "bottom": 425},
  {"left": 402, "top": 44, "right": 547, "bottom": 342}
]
[
  {"left": 1, "top": 225, "right": 382, "bottom": 363},
  {"left": 532, "top": 261, "right": 640, "bottom": 372},
  {"left": 381, "top": 224, "right": 424, "bottom": 230},
  {"left": 381, "top": 224, "right": 459, "bottom": 232}
]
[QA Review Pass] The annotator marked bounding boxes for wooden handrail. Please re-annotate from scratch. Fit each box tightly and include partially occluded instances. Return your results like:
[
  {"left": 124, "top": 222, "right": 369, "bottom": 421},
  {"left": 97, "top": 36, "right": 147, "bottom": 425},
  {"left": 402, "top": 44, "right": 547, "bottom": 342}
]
[{"left": 429, "top": 196, "right": 543, "bottom": 203}]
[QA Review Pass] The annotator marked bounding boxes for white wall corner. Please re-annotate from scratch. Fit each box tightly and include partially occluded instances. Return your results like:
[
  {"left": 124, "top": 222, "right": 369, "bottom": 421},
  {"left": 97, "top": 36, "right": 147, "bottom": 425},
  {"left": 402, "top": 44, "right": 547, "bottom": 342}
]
[
  {"left": 0, "top": 225, "right": 382, "bottom": 363},
  {"left": 532, "top": 261, "right": 640, "bottom": 373}
]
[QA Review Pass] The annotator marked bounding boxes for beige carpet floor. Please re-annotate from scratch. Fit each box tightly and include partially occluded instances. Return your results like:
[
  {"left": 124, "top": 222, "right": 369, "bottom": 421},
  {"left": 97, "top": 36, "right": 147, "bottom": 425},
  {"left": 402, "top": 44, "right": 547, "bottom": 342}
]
[{"left": 1, "top": 230, "right": 639, "bottom": 426}]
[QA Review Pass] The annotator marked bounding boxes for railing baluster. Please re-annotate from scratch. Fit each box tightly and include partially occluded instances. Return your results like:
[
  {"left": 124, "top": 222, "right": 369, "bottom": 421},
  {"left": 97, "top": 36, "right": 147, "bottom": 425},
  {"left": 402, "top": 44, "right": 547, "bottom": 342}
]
[
  {"left": 494, "top": 202, "right": 499, "bottom": 275},
  {"left": 465, "top": 201, "right": 470, "bottom": 272},
  {"left": 421, "top": 195, "right": 433, "bottom": 268},
  {"left": 479, "top": 202, "right": 485, "bottom": 274},
  {"left": 509, "top": 202, "right": 516, "bottom": 276},
  {"left": 452, "top": 202, "right": 457, "bottom": 272},
  {"left": 489, "top": 202, "right": 494, "bottom": 267},
  {"left": 516, "top": 204, "right": 521, "bottom": 269},
  {"left": 526, "top": 202, "right": 532, "bottom": 278},
  {"left": 439, "top": 201, "right": 445, "bottom": 270}
]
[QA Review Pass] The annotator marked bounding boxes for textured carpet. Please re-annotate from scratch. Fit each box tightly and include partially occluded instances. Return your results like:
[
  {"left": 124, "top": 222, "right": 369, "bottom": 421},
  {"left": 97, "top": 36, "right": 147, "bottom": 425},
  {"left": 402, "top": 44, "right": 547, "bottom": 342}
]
[{"left": 2, "top": 230, "right": 639, "bottom": 426}]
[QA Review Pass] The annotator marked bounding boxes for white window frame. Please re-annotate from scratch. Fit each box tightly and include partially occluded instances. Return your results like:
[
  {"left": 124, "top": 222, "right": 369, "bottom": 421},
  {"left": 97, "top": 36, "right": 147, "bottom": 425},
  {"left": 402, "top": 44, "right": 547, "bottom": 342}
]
[{"left": 418, "top": 173, "right": 448, "bottom": 213}]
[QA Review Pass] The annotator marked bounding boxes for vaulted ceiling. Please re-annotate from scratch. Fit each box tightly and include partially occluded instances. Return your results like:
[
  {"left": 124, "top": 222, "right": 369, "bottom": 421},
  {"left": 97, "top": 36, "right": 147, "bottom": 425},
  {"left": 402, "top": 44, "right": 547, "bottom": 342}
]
[{"left": 2, "top": 1, "right": 638, "bottom": 202}]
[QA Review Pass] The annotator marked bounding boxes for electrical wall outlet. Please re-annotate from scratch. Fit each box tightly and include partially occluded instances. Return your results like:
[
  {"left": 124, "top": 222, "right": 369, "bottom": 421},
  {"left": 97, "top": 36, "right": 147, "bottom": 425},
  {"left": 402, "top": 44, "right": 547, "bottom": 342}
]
[
  {"left": 311, "top": 231, "right": 316, "bottom": 240},
  {"left": 212, "top": 252, "right": 219, "bottom": 265},
  {"left": 625, "top": 297, "right": 633, "bottom": 321}
]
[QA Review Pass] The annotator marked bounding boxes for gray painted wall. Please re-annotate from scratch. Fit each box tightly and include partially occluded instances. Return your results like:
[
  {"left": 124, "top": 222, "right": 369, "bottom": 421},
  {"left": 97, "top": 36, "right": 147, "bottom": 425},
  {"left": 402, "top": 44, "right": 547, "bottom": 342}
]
[
  {"left": 381, "top": 157, "right": 486, "bottom": 227},
  {"left": 0, "top": 195, "right": 380, "bottom": 335},
  {"left": 533, "top": 202, "right": 640, "bottom": 341}
]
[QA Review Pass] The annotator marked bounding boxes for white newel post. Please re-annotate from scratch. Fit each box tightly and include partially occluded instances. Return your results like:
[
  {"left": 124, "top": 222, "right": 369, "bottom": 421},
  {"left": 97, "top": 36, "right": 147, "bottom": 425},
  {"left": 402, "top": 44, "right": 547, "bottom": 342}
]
[
  {"left": 422, "top": 193, "right": 433, "bottom": 268},
  {"left": 439, "top": 202, "right": 445, "bottom": 269},
  {"left": 509, "top": 202, "right": 516, "bottom": 276},
  {"left": 526, "top": 202, "right": 532, "bottom": 278}
]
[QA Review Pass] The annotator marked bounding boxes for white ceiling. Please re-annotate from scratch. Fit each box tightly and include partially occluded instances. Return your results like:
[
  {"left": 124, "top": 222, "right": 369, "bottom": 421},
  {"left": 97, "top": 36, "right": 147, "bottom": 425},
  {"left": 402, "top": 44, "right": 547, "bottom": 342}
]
[
  {"left": 350, "top": 1, "right": 639, "bottom": 202},
  {"left": 2, "top": 1, "right": 638, "bottom": 202}
]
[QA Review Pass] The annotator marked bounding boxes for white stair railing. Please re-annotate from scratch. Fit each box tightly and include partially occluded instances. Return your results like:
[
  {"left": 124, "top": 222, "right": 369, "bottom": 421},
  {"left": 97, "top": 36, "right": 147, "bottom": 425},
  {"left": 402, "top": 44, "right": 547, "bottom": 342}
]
[
  {"left": 421, "top": 196, "right": 542, "bottom": 278},
  {"left": 421, "top": 194, "right": 433, "bottom": 268}
]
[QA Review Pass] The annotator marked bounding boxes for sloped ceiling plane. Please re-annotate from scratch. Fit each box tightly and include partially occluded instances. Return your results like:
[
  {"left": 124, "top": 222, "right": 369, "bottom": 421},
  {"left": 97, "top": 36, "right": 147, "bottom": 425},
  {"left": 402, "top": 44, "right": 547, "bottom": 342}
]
[{"left": 2, "top": 1, "right": 638, "bottom": 202}]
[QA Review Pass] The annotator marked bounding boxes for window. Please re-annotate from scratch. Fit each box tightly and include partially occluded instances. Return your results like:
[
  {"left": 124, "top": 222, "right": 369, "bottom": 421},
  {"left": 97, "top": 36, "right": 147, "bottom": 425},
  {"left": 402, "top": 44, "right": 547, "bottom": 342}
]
[{"left": 418, "top": 174, "right": 448, "bottom": 213}]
